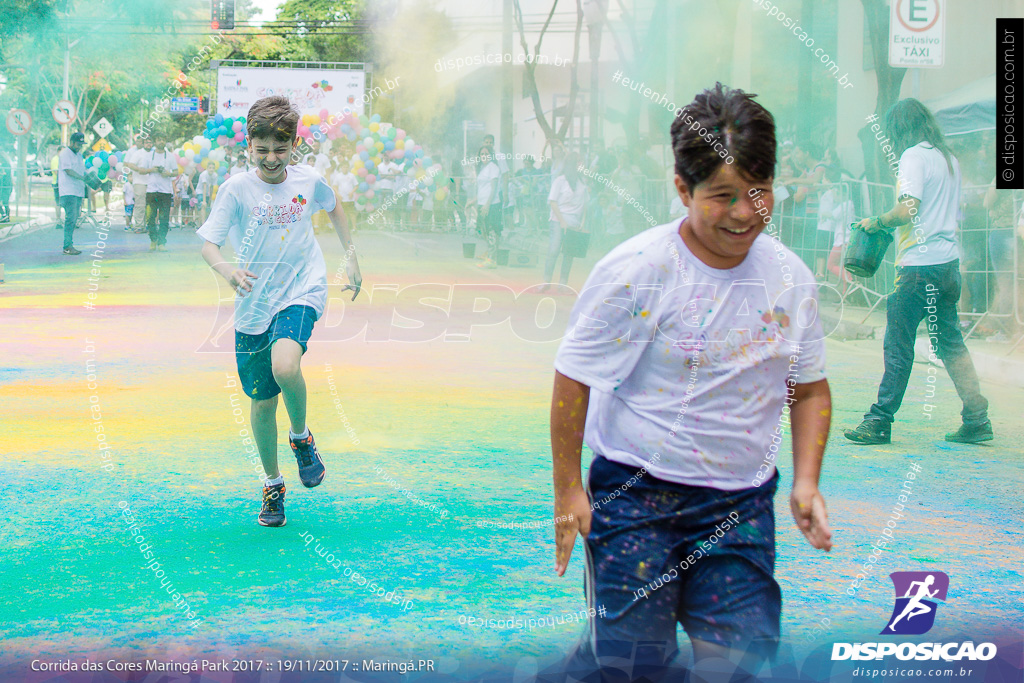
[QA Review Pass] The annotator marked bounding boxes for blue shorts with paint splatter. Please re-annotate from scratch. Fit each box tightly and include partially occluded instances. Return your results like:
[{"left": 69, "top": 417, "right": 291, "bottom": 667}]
[
  {"left": 569, "top": 455, "right": 781, "bottom": 677},
  {"left": 235, "top": 305, "right": 319, "bottom": 400}
]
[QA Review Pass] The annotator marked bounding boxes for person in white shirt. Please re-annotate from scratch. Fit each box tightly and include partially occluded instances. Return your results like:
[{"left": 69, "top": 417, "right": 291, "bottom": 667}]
[
  {"left": 228, "top": 152, "right": 250, "bottom": 178},
  {"left": 142, "top": 133, "right": 177, "bottom": 251},
  {"left": 542, "top": 153, "right": 588, "bottom": 287},
  {"left": 331, "top": 161, "right": 358, "bottom": 231},
  {"left": 123, "top": 135, "right": 153, "bottom": 232},
  {"left": 376, "top": 159, "right": 398, "bottom": 226},
  {"left": 845, "top": 98, "right": 991, "bottom": 445},
  {"left": 474, "top": 146, "right": 503, "bottom": 267},
  {"left": 483, "top": 133, "right": 514, "bottom": 227},
  {"left": 198, "top": 95, "right": 362, "bottom": 528},
  {"left": 58, "top": 131, "right": 88, "bottom": 255},
  {"left": 195, "top": 161, "right": 219, "bottom": 226},
  {"left": 550, "top": 84, "right": 832, "bottom": 682},
  {"left": 313, "top": 149, "right": 331, "bottom": 178}
]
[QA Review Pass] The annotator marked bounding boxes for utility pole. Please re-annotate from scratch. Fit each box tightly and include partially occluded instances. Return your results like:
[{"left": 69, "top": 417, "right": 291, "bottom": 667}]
[
  {"left": 585, "top": 0, "right": 608, "bottom": 153},
  {"left": 501, "top": 0, "right": 513, "bottom": 160},
  {"left": 62, "top": 35, "right": 83, "bottom": 145}
]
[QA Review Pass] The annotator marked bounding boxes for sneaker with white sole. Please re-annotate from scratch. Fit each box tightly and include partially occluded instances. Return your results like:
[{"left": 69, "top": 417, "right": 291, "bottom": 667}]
[
  {"left": 290, "top": 431, "right": 326, "bottom": 488},
  {"left": 258, "top": 482, "right": 286, "bottom": 527}
]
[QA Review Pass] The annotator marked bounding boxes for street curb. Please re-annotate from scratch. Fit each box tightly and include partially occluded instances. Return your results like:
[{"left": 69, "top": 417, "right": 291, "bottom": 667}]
[
  {"left": 821, "top": 311, "right": 875, "bottom": 340},
  {"left": 914, "top": 337, "right": 1023, "bottom": 389},
  {"left": 0, "top": 214, "right": 55, "bottom": 244},
  {"left": 830, "top": 307, "right": 1024, "bottom": 388}
]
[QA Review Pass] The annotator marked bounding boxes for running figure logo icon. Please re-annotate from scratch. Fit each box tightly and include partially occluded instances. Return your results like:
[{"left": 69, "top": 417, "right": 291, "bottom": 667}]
[{"left": 882, "top": 571, "right": 949, "bottom": 635}]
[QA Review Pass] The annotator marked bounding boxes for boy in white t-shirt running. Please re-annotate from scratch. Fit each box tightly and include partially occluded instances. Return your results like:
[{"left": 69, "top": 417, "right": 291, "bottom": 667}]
[
  {"left": 198, "top": 96, "right": 363, "bottom": 527},
  {"left": 549, "top": 83, "right": 833, "bottom": 681}
]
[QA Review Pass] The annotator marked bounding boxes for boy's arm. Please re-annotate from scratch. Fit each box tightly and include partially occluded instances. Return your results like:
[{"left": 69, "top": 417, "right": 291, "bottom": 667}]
[
  {"left": 551, "top": 370, "right": 593, "bottom": 576},
  {"left": 788, "top": 378, "right": 833, "bottom": 551},
  {"left": 326, "top": 194, "right": 362, "bottom": 300},
  {"left": 200, "top": 240, "right": 257, "bottom": 295}
]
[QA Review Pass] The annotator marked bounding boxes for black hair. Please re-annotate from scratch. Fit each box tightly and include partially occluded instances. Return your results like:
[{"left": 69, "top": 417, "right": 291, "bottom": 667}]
[
  {"left": 671, "top": 82, "right": 776, "bottom": 192},
  {"left": 477, "top": 145, "right": 495, "bottom": 173},
  {"left": 884, "top": 98, "right": 955, "bottom": 176}
]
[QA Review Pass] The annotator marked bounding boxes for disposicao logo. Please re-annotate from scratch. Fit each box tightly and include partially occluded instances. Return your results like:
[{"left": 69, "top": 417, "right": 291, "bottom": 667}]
[
  {"left": 882, "top": 571, "right": 947, "bottom": 635},
  {"left": 831, "top": 572, "right": 997, "bottom": 662}
]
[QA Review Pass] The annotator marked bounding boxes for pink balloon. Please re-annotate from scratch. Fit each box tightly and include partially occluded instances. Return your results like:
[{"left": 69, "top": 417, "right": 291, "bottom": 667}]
[
  {"left": 297, "top": 125, "right": 310, "bottom": 138},
  {"left": 366, "top": 189, "right": 374, "bottom": 199},
  {"left": 319, "top": 108, "right": 329, "bottom": 120},
  {"left": 366, "top": 174, "right": 376, "bottom": 184},
  {"left": 216, "top": 135, "right": 228, "bottom": 146},
  {"left": 234, "top": 131, "right": 244, "bottom": 141},
  {"left": 357, "top": 168, "right": 367, "bottom": 177},
  {"left": 355, "top": 144, "right": 366, "bottom": 153},
  {"left": 395, "top": 129, "right": 406, "bottom": 139}
]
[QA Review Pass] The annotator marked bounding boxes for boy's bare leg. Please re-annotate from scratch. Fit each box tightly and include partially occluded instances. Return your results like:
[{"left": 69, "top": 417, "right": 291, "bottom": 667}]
[
  {"left": 271, "top": 339, "right": 307, "bottom": 435},
  {"left": 251, "top": 395, "right": 280, "bottom": 479}
]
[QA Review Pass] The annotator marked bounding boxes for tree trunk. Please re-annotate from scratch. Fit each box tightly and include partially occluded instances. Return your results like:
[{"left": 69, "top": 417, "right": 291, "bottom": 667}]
[{"left": 860, "top": 0, "right": 907, "bottom": 211}]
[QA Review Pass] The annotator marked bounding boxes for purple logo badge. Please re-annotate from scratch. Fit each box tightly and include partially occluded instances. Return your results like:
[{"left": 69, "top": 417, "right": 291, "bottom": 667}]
[{"left": 881, "top": 571, "right": 949, "bottom": 635}]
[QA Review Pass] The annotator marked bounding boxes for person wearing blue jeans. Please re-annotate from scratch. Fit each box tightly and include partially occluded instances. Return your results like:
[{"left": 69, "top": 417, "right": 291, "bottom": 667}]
[
  {"left": 57, "top": 132, "right": 87, "bottom": 256},
  {"left": 864, "top": 262, "right": 988, "bottom": 429},
  {"left": 845, "top": 99, "right": 992, "bottom": 445}
]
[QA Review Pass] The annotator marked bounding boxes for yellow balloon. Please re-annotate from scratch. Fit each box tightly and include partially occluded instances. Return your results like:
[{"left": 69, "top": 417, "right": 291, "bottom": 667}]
[
  {"left": 369, "top": 122, "right": 379, "bottom": 132},
  {"left": 395, "top": 139, "right": 405, "bottom": 149},
  {"left": 435, "top": 189, "right": 446, "bottom": 200},
  {"left": 311, "top": 115, "right": 321, "bottom": 125}
]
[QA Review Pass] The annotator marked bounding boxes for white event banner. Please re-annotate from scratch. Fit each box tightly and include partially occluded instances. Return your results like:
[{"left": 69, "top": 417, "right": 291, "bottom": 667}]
[{"left": 217, "top": 67, "right": 367, "bottom": 119}]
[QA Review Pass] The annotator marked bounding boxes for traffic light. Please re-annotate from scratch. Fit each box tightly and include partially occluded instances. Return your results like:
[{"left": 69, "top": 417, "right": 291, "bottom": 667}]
[
  {"left": 200, "top": 97, "right": 210, "bottom": 114},
  {"left": 211, "top": 0, "right": 234, "bottom": 30}
]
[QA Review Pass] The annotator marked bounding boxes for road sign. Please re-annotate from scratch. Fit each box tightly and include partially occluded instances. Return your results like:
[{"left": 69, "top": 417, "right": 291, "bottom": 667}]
[
  {"left": 5, "top": 109, "right": 32, "bottom": 136},
  {"left": 53, "top": 99, "right": 77, "bottom": 125},
  {"left": 169, "top": 97, "right": 201, "bottom": 114},
  {"left": 889, "top": 0, "right": 945, "bottom": 67},
  {"left": 93, "top": 117, "right": 114, "bottom": 138}
]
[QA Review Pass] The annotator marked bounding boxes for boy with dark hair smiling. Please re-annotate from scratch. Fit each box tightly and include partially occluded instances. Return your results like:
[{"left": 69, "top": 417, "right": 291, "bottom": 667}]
[
  {"left": 549, "top": 83, "right": 833, "bottom": 681},
  {"left": 198, "top": 96, "right": 362, "bottom": 527}
]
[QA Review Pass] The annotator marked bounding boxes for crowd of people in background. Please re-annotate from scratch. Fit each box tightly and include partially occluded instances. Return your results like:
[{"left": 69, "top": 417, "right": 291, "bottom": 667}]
[{"left": 10, "top": 117, "right": 1020, "bottom": 345}]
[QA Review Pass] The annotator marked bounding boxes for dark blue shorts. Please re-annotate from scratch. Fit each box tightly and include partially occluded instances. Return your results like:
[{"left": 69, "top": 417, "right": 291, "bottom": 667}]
[
  {"left": 235, "top": 305, "right": 318, "bottom": 400},
  {"left": 570, "top": 455, "right": 781, "bottom": 677}
]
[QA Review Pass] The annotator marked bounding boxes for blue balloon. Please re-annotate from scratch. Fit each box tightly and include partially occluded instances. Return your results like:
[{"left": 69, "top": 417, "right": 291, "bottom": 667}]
[
  {"left": 423, "top": 156, "right": 433, "bottom": 167},
  {"left": 206, "top": 120, "right": 215, "bottom": 129},
  {"left": 358, "top": 181, "right": 368, "bottom": 192},
  {"left": 359, "top": 151, "right": 369, "bottom": 160},
  {"left": 370, "top": 113, "right": 381, "bottom": 123},
  {"left": 347, "top": 131, "right": 357, "bottom": 141},
  {"left": 384, "top": 140, "right": 395, "bottom": 151},
  {"left": 214, "top": 113, "right": 224, "bottom": 125},
  {"left": 364, "top": 159, "right": 375, "bottom": 171},
  {"left": 415, "top": 149, "right": 424, "bottom": 158}
]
